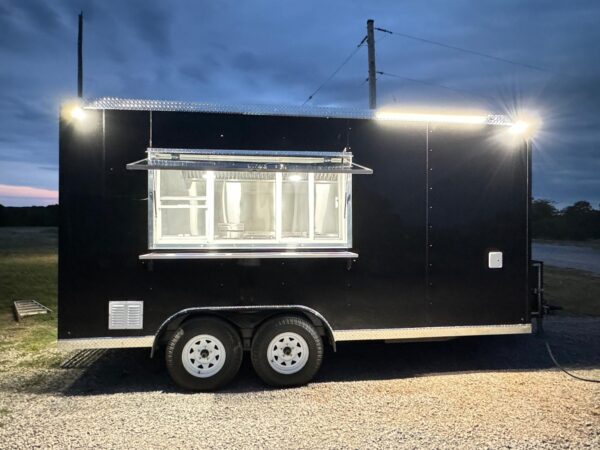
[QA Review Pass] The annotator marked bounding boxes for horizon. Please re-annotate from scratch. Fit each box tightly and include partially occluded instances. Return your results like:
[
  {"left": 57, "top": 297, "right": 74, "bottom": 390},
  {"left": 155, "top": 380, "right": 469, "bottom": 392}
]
[{"left": 3, "top": 198, "right": 600, "bottom": 210}]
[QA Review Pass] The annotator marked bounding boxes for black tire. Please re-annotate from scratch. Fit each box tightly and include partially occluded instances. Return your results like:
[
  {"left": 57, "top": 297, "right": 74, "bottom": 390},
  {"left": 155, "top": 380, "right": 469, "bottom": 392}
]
[
  {"left": 251, "top": 316, "right": 323, "bottom": 387},
  {"left": 166, "top": 317, "right": 243, "bottom": 391}
]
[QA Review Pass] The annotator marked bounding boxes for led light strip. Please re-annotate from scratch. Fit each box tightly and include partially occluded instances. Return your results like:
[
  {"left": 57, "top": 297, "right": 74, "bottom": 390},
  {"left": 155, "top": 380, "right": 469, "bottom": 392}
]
[{"left": 375, "top": 111, "right": 510, "bottom": 125}]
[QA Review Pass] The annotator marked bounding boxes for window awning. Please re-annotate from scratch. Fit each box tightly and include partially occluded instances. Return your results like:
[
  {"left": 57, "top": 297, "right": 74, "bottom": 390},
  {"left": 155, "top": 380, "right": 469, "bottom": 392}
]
[{"left": 126, "top": 148, "right": 373, "bottom": 175}]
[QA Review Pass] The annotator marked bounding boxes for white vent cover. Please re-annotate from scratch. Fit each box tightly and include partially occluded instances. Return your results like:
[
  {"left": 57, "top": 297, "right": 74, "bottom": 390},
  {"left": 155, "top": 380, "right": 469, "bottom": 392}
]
[{"left": 108, "top": 301, "right": 144, "bottom": 330}]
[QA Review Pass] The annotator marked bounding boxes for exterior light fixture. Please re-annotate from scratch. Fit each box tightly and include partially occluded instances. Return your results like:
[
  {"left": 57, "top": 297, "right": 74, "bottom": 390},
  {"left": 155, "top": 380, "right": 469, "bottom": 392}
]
[
  {"left": 70, "top": 106, "right": 85, "bottom": 120},
  {"left": 288, "top": 174, "right": 303, "bottom": 182},
  {"left": 509, "top": 121, "right": 529, "bottom": 135},
  {"left": 61, "top": 102, "right": 87, "bottom": 123}
]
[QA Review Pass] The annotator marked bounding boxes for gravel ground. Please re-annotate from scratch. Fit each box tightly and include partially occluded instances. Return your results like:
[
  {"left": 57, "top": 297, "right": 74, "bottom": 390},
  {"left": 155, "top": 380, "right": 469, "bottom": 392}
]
[{"left": 1, "top": 315, "right": 598, "bottom": 449}]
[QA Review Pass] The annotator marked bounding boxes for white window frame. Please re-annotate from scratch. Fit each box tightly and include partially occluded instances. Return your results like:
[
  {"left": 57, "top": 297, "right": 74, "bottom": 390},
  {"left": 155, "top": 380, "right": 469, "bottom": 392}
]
[{"left": 149, "top": 169, "right": 352, "bottom": 250}]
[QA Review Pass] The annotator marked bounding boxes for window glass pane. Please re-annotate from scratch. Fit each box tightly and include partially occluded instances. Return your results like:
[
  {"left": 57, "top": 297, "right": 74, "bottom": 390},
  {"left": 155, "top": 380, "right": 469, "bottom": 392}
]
[
  {"left": 315, "top": 173, "right": 341, "bottom": 239},
  {"left": 159, "top": 171, "right": 207, "bottom": 198},
  {"left": 156, "top": 171, "right": 207, "bottom": 243},
  {"left": 282, "top": 173, "right": 309, "bottom": 238},
  {"left": 160, "top": 208, "right": 206, "bottom": 238},
  {"left": 151, "top": 167, "right": 350, "bottom": 249},
  {"left": 214, "top": 172, "right": 275, "bottom": 240}
]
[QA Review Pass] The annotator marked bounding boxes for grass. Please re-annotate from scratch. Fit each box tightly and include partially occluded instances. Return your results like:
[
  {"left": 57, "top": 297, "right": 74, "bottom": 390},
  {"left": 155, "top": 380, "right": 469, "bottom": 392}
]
[
  {"left": 0, "top": 227, "right": 59, "bottom": 372},
  {"left": 544, "top": 266, "right": 600, "bottom": 316},
  {"left": 0, "top": 227, "right": 598, "bottom": 376}
]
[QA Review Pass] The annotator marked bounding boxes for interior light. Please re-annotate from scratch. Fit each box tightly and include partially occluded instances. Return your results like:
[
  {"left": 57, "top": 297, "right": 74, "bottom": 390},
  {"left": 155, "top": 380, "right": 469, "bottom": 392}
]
[
  {"left": 375, "top": 111, "right": 488, "bottom": 125},
  {"left": 288, "top": 174, "right": 303, "bottom": 182}
]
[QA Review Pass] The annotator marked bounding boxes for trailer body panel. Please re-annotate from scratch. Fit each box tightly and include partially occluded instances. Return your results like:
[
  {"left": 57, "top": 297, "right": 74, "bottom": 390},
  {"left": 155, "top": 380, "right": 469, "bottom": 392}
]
[{"left": 58, "top": 102, "right": 530, "bottom": 345}]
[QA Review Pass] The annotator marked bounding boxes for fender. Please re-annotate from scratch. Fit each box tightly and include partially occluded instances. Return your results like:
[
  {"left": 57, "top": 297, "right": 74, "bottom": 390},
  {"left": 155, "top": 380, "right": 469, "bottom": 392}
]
[{"left": 151, "top": 304, "right": 337, "bottom": 356}]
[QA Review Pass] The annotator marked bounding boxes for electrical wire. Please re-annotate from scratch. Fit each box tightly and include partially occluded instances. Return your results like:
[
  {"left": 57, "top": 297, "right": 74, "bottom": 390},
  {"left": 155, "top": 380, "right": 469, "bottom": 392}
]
[
  {"left": 377, "top": 70, "right": 494, "bottom": 102},
  {"left": 544, "top": 339, "right": 600, "bottom": 383},
  {"left": 302, "top": 36, "right": 367, "bottom": 105},
  {"left": 375, "top": 27, "right": 573, "bottom": 78}
]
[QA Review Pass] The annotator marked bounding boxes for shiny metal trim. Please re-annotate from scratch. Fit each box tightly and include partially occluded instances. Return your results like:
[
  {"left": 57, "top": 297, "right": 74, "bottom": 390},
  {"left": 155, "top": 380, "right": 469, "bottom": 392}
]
[
  {"left": 130, "top": 149, "right": 372, "bottom": 174},
  {"left": 149, "top": 148, "right": 351, "bottom": 158},
  {"left": 148, "top": 170, "right": 155, "bottom": 248},
  {"left": 148, "top": 241, "right": 350, "bottom": 251},
  {"left": 127, "top": 159, "right": 372, "bottom": 174},
  {"left": 139, "top": 250, "right": 358, "bottom": 260},
  {"left": 57, "top": 336, "right": 154, "bottom": 350},
  {"left": 332, "top": 323, "right": 532, "bottom": 341},
  {"left": 108, "top": 300, "right": 144, "bottom": 330},
  {"left": 85, "top": 98, "right": 375, "bottom": 119},
  {"left": 56, "top": 324, "right": 531, "bottom": 351},
  {"left": 84, "top": 97, "right": 511, "bottom": 125},
  {"left": 151, "top": 304, "right": 337, "bottom": 356}
]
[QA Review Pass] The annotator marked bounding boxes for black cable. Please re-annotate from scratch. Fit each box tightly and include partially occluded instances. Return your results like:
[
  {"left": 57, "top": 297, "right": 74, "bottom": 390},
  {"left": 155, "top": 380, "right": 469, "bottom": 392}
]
[
  {"left": 375, "top": 27, "right": 573, "bottom": 78},
  {"left": 302, "top": 36, "right": 367, "bottom": 105},
  {"left": 544, "top": 340, "right": 600, "bottom": 383},
  {"left": 377, "top": 70, "right": 494, "bottom": 102}
]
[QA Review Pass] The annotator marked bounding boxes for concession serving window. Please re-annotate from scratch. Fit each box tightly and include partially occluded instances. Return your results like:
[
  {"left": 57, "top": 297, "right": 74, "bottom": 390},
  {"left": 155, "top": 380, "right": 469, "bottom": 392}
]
[{"left": 127, "top": 149, "right": 372, "bottom": 257}]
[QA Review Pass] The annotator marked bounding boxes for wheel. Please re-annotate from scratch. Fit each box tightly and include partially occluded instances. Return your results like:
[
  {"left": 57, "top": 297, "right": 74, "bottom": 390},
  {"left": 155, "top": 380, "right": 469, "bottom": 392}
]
[
  {"left": 251, "top": 316, "right": 323, "bottom": 387},
  {"left": 165, "top": 317, "right": 243, "bottom": 391}
]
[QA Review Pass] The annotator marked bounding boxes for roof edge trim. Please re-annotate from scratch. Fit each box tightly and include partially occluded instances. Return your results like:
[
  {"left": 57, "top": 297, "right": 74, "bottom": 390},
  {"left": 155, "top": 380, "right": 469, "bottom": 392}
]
[{"left": 83, "top": 97, "right": 512, "bottom": 125}]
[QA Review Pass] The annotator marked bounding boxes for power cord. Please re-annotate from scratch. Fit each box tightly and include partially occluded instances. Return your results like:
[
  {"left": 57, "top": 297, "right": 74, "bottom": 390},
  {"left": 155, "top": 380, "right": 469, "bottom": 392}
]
[{"left": 538, "top": 320, "right": 600, "bottom": 383}]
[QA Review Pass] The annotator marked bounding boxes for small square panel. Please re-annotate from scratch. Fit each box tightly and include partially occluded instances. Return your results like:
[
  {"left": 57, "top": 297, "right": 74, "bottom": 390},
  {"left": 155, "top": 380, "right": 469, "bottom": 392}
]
[{"left": 488, "top": 251, "right": 503, "bottom": 269}]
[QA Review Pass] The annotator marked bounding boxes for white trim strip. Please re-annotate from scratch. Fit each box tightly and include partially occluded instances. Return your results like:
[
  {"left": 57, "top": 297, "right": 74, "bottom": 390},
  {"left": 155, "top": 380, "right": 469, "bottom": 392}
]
[
  {"left": 57, "top": 336, "right": 154, "bottom": 350},
  {"left": 332, "top": 324, "right": 532, "bottom": 341},
  {"left": 275, "top": 173, "right": 282, "bottom": 241},
  {"left": 56, "top": 324, "right": 531, "bottom": 350}
]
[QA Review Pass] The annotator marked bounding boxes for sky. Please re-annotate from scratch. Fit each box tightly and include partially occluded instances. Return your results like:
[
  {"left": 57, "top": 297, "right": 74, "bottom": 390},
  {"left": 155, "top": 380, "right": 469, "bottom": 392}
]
[{"left": 0, "top": 0, "right": 599, "bottom": 207}]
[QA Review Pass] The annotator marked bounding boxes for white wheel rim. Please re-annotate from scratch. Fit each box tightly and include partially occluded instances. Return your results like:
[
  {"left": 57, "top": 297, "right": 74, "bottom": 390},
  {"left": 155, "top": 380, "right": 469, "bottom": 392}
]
[
  {"left": 267, "top": 332, "right": 309, "bottom": 375},
  {"left": 181, "top": 334, "right": 227, "bottom": 378}
]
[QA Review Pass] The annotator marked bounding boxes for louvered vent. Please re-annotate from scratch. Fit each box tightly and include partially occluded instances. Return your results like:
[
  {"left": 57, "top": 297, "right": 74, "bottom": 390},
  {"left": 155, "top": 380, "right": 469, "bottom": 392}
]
[{"left": 108, "top": 301, "right": 144, "bottom": 330}]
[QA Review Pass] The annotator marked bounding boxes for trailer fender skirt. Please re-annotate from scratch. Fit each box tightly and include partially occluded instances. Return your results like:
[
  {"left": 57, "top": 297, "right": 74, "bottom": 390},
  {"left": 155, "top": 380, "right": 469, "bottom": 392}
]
[{"left": 150, "top": 305, "right": 337, "bottom": 357}]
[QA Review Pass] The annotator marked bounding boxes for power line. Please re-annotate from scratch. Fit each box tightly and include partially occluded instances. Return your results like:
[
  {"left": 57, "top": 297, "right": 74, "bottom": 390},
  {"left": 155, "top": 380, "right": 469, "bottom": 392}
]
[
  {"left": 377, "top": 70, "right": 495, "bottom": 102},
  {"left": 302, "top": 36, "right": 367, "bottom": 105},
  {"left": 375, "top": 27, "right": 571, "bottom": 78}
]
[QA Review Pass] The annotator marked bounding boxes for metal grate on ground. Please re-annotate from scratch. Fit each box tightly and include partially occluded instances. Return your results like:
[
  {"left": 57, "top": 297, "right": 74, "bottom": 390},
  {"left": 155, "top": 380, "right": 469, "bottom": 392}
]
[{"left": 13, "top": 300, "right": 52, "bottom": 321}]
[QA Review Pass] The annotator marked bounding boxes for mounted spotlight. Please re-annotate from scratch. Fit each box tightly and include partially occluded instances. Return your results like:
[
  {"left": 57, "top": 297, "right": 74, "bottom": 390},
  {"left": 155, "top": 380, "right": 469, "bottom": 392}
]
[
  {"left": 70, "top": 106, "right": 85, "bottom": 120},
  {"left": 61, "top": 101, "right": 87, "bottom": 123},
  {"left": 507, "top": 113, "right": 541, "bottom": 140},
  {"left": 509, "top": 121, "right": 529, "bottom": 135}
]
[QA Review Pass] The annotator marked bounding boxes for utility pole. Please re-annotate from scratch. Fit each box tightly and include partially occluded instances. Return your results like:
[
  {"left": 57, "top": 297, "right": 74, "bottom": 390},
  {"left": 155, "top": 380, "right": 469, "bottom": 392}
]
[
  {"left": 77, "top": 11, "right": 83, "bottom": 98},
  {"left": 367, "top": 19, "right": 376, "bottom": 109}
]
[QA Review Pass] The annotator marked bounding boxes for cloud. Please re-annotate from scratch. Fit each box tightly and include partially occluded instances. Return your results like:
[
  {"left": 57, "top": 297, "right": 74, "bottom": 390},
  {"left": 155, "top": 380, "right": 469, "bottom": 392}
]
[
  {"left": 0, "top": 0, "right": 598, "bottom": 207},
  {"left": 0, "top": 184, "right": 58, "bottom": 200},
  {"left": 126, "top": 5, "right": 172, "bottom": 57},
  {"left": 0, "top": 196, "right": 57, "bottom": 206}
]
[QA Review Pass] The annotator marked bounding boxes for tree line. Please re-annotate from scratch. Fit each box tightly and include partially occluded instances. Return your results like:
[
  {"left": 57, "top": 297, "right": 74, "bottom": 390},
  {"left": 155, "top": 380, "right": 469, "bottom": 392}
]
[
  {"left": 1, "top": 201, "right": 599, "bottom": 241},
  {"left": 532, "top": 199, "right": 600, "bottom": 240},
  {"left": 0, "top": 204, "right": 58, "bottom": 226}
]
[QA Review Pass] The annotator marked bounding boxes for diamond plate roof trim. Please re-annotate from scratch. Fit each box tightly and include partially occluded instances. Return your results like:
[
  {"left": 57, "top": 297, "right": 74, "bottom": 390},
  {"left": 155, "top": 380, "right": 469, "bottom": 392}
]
[
  {"left": 84, "top": 97, "right": 372, "bottom": 119},
  {"left": 83, "top": 97, "right": 511, "bottom": 125}
]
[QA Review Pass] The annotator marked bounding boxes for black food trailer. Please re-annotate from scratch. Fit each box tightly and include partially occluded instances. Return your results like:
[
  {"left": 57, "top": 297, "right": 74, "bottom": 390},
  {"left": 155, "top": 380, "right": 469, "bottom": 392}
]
[{"left": 58, "top": 98, "right": 544, "bottom": 390}]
